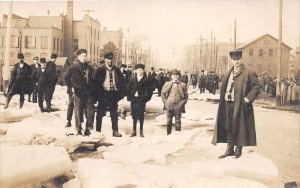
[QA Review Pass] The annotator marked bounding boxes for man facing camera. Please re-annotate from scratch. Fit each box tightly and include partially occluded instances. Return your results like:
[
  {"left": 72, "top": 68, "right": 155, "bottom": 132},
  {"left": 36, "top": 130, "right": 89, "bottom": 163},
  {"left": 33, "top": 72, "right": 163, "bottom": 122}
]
[
  {"left": 212, "top": 49, "right": 260, "bottom": 158},
  {"left": 161, "top": 69, "right": 188, "bottom": 135}
]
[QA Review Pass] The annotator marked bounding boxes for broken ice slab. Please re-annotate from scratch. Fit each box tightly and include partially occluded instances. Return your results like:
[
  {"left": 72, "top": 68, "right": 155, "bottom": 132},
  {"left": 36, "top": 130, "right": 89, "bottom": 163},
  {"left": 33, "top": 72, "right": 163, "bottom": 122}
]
[
  {"left": 77, "top": 158, "right": 269, "bottom": 188},
  {"left": 0, "top": 145, "right": 72, "bottom": 188}
]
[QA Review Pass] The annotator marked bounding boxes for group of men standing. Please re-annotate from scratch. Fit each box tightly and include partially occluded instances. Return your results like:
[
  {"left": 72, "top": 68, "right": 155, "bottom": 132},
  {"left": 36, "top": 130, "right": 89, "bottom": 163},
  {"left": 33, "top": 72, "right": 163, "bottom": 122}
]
[
  {"left": 2, "top": 47, "right": 261, "bottom": 159},
  {"left": 4, "top": 53, "right": 58, "bottom": 112}
]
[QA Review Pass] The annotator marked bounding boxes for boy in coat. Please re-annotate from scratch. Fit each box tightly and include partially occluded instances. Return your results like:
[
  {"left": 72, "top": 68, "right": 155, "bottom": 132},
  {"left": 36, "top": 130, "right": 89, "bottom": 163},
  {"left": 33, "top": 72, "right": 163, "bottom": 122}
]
[
  {"left": 127, "top": 64, "right": 153, "bottom": 137},
  {"left": 161, "top": 69, "right": 188, "bottom": 135}
]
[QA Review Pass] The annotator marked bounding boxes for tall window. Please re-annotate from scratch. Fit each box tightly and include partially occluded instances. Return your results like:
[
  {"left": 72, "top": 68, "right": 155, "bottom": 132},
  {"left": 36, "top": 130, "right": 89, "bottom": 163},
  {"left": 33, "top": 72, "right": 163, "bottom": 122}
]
[
  {"left": 10, "top": 35, "right": 19, "bottom": 48},
  {"left": 258, "top": 49, "right": 263, "bottom": 57},
  {"left": 40, "top": 53, "right": 47, "bottom": 58},
  {"left": 53, "top": 37, "right": 56, "bottom": 50},
  {"left": 249, "top": 49, "right": 253, "bottom": 56},
  {"left": 10, "top": 52, "right": 15, "bottom": 58},
  {"left": 269, "top": 49, "right": 273, "bottom": 56},
  {"left": 41, "top": 36, "right": 48, "bottom": 49},
  {"left": 25, "top": 53, "right": 32, "bottom": 58},
  {"left": 73, "top": 39, "right": 78, "bottom": 51},
  {"left": 60, "top": 39, "right": 63, "bottom": 51},
  {"left": 0, "top": 36, "right": 3, "bottom": 47},
  {"left": 25, "top": 36, "right": 36, "bottom": 48},
  {"left": 57, "top": 38, "right": 59, "bottom": 51}
]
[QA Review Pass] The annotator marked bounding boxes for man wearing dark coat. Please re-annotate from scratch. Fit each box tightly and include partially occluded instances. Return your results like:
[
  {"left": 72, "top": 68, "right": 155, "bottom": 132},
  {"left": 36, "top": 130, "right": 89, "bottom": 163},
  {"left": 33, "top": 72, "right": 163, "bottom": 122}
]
[
  {"left": 156, "top": 68, "right": 165, "bottom": 97},
  {"left": 31, "top": 58, "right": 54, "bottom": 112},
  {"left": 180, "top": 71, "right": 189, "bottom": 86},
  {"left": 127, "top": 64, "right": 153, "bottom": 137},
  {"left": 148, "top": 66, "right": 158, "bottom": 90},
  {"left": 29, "top": 56, "right": 40, "bottom": 103},
  {"left": 64, "top": 49, "right": 97, "bottom": 136},
  {"left": 161, "top": 69, "right": 188, "bottom": 135},
  {"left": 212, "top": 49, "right": 260, "bottom": 158},
  {"left": 47, "top": 53, "right": 58, "bottom": 109},
  {"left": 94, "top": 52, "right": 126, "bottom": 137},
  {"left": 4, "top": 53, "right": 32, "bottom": 109},
  {"left": 62, "top": 59, "right": 74, "bottom": 128},
  {"left": 198, "top": 70, "right": 206, "bottom": 93}
]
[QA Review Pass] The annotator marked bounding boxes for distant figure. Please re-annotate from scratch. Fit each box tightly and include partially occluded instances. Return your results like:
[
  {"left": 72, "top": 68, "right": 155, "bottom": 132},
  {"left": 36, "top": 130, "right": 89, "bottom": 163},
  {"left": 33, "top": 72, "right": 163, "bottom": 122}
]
[
  {"left": 180, "top": 71, "right": 189, "bottom": 86},
  {"left": 161, "top": 69, "right": 188, "bottom": 135},
  {"left": 212, "top": 49, "right": 260, "bottom": 159},
  {"left": 127, "top": 64, "right": 153, "bottom": 137},
  {"left": 156, "top": 68, "right": 165, "bottom": 96},
  {"left": 4, "top": 53, "right": 32, "bottom": 109},
  {"left": 31, "top": 58, "right": 54, "bottom": 112},
  {"left": 46, "top": 53, "right": 59, "bottom": 111},
  {"left": 94, "top": 52, "right": 126, "bottom": 137},
  {"left": 198, "top": 70, "right": 206, "bottom": 93},
  {"left": 29, "top": 56, "right": 40, "bottom": 103}
]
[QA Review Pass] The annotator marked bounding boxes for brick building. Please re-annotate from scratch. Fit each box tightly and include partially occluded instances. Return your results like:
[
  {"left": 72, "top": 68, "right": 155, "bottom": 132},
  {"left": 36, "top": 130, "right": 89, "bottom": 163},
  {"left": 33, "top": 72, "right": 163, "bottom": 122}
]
[{"left": 237, "top": 33, "right": 292, "bottom": 77}]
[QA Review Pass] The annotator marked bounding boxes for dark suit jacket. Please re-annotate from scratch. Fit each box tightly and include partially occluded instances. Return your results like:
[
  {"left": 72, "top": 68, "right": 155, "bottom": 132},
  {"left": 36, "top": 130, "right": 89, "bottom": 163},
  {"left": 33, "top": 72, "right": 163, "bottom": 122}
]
[
  {"left": 94, "top": 63, "right": 126, "bottom": 101},
  {"left": 127, "top": 73, "right": 153, "bottom": 102}
]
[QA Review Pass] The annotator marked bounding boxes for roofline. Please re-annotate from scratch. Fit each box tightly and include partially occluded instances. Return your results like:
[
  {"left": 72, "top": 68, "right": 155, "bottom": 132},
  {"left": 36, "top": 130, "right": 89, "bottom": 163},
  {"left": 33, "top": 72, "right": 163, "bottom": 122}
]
[{"left": 237, "top": 33, "right": 293, "bottom": 50}]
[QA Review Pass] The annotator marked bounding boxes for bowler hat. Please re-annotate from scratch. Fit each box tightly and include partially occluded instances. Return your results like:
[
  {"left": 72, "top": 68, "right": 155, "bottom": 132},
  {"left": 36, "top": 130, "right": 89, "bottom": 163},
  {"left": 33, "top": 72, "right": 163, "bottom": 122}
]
[
  {"left": 40, "top": 57, "right": 46, "bottom": 63},
  {"left": 229, "top": 49, "right": 242, "bottom": 60},
  {"left": 135, "top": 63, "right": 145, "bottom": 69},
  {"left": 33, "top": 56, "right": 39, "bottom": 60},
  {"left": 104, "top": 52, "right": 114, "bottom": 59},
  {"left": 171, "top": 69, "right": 180, "bottom": 75},
  {"left": 17, "top": 53, "right": 24, "bottom": 59},
  {"left": 151, "top": 67, "right": 155, "bottom": 70},
  {"left": 77, "top": 49, "right": 87, "bottom": 56},
  {"left": 50, "top": 53, "right": 57, "bottom": 59}
]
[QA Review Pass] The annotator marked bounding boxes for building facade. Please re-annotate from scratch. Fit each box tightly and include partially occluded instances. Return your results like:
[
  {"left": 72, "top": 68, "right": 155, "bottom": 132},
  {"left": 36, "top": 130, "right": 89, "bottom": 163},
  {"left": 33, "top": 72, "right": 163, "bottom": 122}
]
[
  {"left": 0, "top": 14, "right": 64, "bottom": 64},
  {"left": 238, "top": 33, "right": 292, "bottom": 77}
]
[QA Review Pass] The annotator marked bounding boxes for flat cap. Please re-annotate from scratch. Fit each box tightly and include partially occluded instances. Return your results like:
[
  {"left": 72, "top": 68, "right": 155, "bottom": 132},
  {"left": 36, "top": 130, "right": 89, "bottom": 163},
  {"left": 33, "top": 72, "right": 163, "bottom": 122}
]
[
  {"left": 135, "top": 63, "right": 145, "bottom": 69},
  {"left": 229, "top": 49, "right": 242, "bottom": 60},
  {"left": 171, "top": 69, "right": 180, "bottom": 75},
  {"left": 77, "top": 49, "right": 87, "bottom": 56},
  {"left": 120, "top": 64, "right": 127, "bottom": 68},
  {"left": 33, "top": 56, "right": 39, "bottom": 60},
  {"left": 50, "top": 53, "right": 57, "bottom": 59}
]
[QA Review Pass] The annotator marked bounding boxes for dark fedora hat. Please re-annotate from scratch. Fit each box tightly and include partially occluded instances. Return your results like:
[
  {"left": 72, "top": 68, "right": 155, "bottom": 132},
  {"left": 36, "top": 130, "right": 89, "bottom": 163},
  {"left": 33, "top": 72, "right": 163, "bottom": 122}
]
[
  {"left": 40, "top": 57, "right": 46, "bottom": 63},
  {"left": 171, "top": 69, "right": 180, "bottom": 75},
  {"left": 17, "top": 53, "right": 24, "bottom": 59},
  {"left": 104, "top": 52, "right": 114, "bottom": 59},
  {"left": 229, "top": 49, "right": 242, "bottom": 60}
]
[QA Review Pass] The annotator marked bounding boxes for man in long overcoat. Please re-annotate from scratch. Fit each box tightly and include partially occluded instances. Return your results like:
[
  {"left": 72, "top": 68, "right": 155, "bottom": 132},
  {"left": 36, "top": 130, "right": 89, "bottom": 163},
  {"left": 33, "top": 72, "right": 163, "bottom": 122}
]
[
  {"left": 29, "top": 56, "right": 40, "bottom": 103},
  {"left": 212, "top": 49, "right": 260, "bottom": 158},
  {"left": 198, "top": 70, "right": 206, "bottom": 93},
  {"left": 4, "top": 53, "right": 32, "bottom": 109}
]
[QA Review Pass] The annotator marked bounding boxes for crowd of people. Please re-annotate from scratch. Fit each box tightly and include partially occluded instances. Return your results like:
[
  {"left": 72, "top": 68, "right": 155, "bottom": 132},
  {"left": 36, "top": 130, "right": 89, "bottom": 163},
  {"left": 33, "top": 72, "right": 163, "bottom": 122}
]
[{"left": 2, "top": 48, "right": 299, "bottom": 158}]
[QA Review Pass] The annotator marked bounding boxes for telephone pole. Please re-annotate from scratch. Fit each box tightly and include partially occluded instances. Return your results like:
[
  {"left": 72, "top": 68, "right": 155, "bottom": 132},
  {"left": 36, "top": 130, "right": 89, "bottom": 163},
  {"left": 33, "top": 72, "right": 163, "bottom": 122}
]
[
  {"left": 210, "top": 30, "right": 213, "bottom": 71},
  {"left": 3, "top": 1, "right": 13, "bottom": 95},
  {"left": 276, "top": 0, "right": 283, "bottom": 107},
  {"left": 234, "top": 19, "right": 237, "bottom": 50}
]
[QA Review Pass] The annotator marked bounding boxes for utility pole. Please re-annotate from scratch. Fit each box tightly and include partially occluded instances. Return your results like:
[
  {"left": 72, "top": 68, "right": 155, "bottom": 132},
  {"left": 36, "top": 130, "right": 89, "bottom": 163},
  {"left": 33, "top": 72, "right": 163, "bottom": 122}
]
[
  {"left": 3, "top": 1, "right": 13, "bottom": 95},
  {"left": 234, "top": 19, "right": 237, "bottom": 49},
  {"left": 213, "top": 37, "right": 216, "bottom": 70},
  {"left": 276, "top": 0, "right": 283, "bottom": 107},
  {"left": 215, "top": 45, "right": 218, "bottom": 73},
  {"left": 82, "top": 9, "right": 95, "bottom": 61},
  {"left": 210, "top": 30, "right": 213, "bottom": 71}
]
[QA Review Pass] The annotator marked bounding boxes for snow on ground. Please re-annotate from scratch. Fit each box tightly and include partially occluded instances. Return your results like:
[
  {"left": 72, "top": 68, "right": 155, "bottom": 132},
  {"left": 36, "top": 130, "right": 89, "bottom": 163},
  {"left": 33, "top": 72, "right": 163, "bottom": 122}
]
[{"left": 0, "top": 85, "right": 278, "bottom": 187}]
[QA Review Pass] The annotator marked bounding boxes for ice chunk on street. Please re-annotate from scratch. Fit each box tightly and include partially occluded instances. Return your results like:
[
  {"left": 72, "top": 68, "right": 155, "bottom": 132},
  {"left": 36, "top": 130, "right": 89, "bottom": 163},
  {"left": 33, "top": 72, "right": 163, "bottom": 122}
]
[
  {"left": 77, "top": 158, "right": 269, "bottom": 188},
  {"left": 0, "top": 145, "right": 72, "bottom": 187}
]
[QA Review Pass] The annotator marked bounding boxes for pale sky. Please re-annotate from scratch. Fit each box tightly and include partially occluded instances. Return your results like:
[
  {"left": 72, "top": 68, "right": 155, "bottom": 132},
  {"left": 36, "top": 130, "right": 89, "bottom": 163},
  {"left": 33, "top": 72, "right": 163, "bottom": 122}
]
[{"left": 1, "top": 0, "right": 299, "bottom": 66}]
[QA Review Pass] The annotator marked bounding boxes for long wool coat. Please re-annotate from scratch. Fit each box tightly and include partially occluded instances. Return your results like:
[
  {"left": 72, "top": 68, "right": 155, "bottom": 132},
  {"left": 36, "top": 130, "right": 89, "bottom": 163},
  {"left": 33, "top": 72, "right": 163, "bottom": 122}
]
[
  {"left": 212, "top": 64, "right": 260, "bottom": 146},
  {"left": 8, "top": 62, "right": 32, "bottom": 95}
]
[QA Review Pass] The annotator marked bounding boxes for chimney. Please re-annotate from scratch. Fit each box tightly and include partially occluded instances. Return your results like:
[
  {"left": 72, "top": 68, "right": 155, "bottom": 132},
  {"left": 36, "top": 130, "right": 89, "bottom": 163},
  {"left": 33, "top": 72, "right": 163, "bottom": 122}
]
[{"left": 64, "top": 0, "right": 73, "bottom": 62}]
